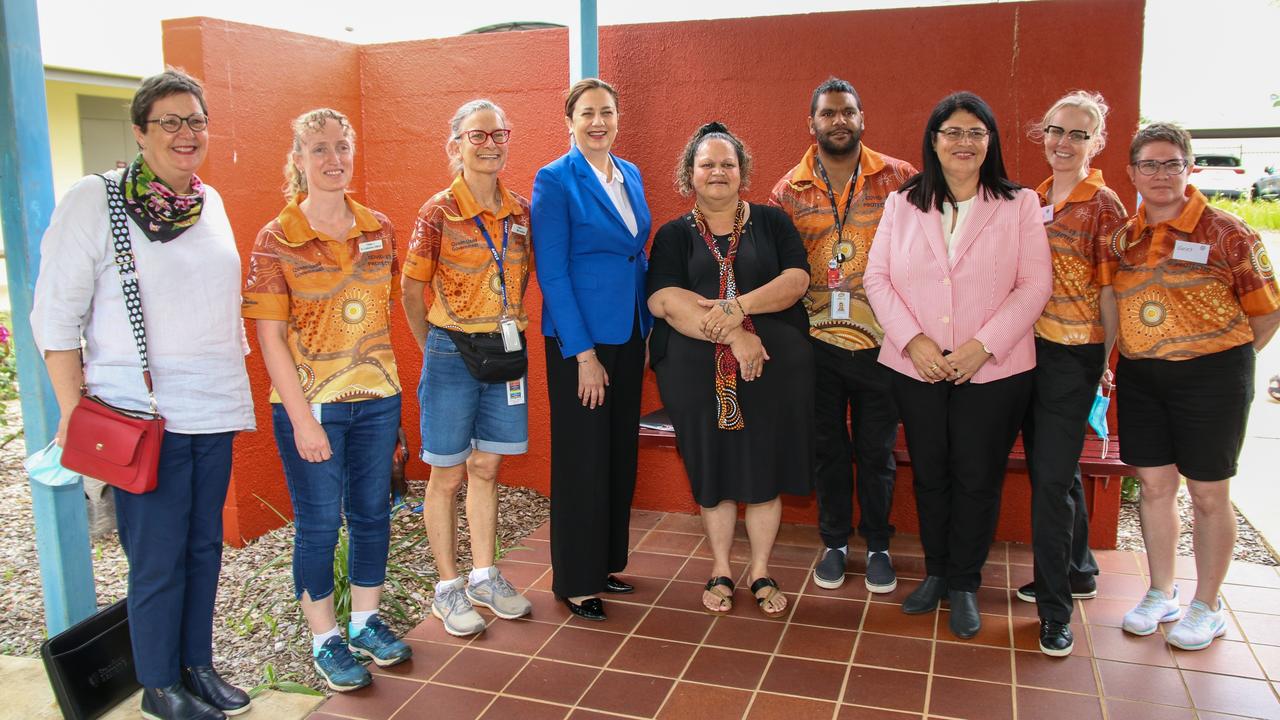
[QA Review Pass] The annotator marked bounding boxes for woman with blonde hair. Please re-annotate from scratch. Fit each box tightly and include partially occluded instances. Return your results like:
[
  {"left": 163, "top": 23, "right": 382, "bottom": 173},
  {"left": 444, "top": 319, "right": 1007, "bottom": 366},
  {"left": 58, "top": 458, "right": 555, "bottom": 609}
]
[
  {"left": 243, "top": 107, "right": 409, "bottom": 691},
  {"left": 402, "top": 99, "right": 534, "bottom": 637}
]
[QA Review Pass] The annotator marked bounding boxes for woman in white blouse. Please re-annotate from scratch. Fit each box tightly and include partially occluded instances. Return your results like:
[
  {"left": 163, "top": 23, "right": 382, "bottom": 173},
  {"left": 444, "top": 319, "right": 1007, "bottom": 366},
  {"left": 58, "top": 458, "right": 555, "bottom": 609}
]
[{"left": 31, "top": 70, "right": 253, "bottom": 720}]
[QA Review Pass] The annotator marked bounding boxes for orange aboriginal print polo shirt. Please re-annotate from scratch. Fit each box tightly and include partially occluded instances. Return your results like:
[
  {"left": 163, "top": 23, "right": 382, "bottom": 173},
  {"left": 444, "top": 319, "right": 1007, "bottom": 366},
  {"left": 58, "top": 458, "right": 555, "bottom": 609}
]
[
  {"left": 403, "top": 175, "right": 532, "bottom": 334},
  {"left": 1110, "top": 186, "right": 1280, "bottom": 360},
  {"left": 242, "top": 195, "right": 402, "bottom": 403},
  {"left": 1033, "top": 169, "right": 1128, "bottom": 345},
  {"left": 768, "top": 144, "right": 917, "bottom": 351}
]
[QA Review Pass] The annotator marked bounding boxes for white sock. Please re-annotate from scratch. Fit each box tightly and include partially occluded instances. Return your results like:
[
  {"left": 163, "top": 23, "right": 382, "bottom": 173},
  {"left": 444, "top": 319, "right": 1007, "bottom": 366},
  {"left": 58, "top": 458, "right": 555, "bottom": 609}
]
[
  {"left": 470, "top": 566, "right": 494, "bottom": 585},
  {"left": 349, "top": 609, "right": 377, "bottom": 633},
  {"left": 868, "top": 550, "right": 889, "bottom": 560},
  {"left": 312, "top": 626, "right": 341, "bottom": 655},
  {"left": 835, "top": 545, "right": 848, "bottom": 556},
  {"left": 437, "top": 576, "right": 464, "bottom": 592}
]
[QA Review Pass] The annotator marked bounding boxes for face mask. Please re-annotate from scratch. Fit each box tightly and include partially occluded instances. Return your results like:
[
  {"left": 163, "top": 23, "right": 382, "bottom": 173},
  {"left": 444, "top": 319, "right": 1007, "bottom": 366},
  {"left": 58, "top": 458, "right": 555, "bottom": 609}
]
[
  {"left": 1087, "top": 385, "right": 1111, "bottom": 458},
  {"left": 24, "top": 440, "right": 82, "bottom": 487}
]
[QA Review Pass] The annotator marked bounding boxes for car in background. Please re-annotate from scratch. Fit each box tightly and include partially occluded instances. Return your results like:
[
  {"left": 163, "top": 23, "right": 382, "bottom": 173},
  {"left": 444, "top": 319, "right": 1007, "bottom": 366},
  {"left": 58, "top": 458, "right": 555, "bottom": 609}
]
[
  {"left": 1252, "top": 166, "right": 1280, "bottom": 201},
  {"left": 1191, "top": 154, "right": 1251, "bottom": 199}
]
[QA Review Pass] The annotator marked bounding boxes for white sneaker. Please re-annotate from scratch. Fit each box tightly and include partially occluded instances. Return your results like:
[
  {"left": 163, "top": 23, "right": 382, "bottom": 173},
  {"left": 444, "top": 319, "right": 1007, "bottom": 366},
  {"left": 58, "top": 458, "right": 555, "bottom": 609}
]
[
  {"left": 1122, "top": 586, "right": 1182, "bottom": 636},
  {"left": 1166, "top": 598, "right": 1227, "bottom": 651}
]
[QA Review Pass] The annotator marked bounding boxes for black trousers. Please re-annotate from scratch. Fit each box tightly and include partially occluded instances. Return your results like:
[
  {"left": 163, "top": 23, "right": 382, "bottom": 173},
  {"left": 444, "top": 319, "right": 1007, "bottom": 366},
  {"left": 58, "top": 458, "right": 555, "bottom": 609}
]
[
  {"left": 545, "top": 322, "right": 645, "bottom": 598},
  {"left": 812, "top": 340, "right": 899, "bottom": 552},
  {"left": 1022, "top": 339, "right": 1103, "bottom": 623},
  {"left": 892, "top": 370, "right": 1032, "bottom": 592}
]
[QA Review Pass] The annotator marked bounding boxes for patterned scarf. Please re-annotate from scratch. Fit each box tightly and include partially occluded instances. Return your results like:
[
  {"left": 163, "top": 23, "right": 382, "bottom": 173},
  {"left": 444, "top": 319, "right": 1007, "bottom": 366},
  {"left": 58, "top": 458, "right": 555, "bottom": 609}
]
[
  {"left": 692, "top": 200, "right": 756, "bottom": 431},
  {"left": 121, "top": 154, "right": 205, "bottom": 243}
]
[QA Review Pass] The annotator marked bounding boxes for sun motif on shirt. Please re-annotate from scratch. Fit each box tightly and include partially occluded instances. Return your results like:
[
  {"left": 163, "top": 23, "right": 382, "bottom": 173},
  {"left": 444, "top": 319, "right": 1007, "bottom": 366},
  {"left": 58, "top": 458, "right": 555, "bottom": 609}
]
[
  {"left": 296, "top": 363, "right": 316, "bottom": 394},
  {"left": 1252, "top": 242, "right": 1274, "bottom": 280},
  {"left": 1139, "top": 300, "right": 1166, "bottom": 327},
  {"left": 336, "top": 287, "right": 373, "bottom": 333}
]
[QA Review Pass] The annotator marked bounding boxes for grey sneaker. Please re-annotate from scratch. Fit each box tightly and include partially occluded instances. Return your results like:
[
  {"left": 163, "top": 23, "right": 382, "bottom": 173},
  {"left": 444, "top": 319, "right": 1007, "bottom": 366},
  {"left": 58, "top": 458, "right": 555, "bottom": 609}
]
[
  {"left": 813, "top": 548, "right": 847, "bottom": 589},
  {"left": 432, "top": 581, "right": 487, "bottom": 636},
  {"left": 466, "top": 567, "right": 533, "bottom": 620},
  {"left": 865, "top": 551, "right": 897, "bottom": 594}
]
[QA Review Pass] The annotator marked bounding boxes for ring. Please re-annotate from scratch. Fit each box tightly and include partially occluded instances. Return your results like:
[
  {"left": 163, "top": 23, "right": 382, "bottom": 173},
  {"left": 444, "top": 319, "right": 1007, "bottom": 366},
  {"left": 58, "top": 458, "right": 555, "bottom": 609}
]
[{"left": 929, "top": 363, "right": 940, "bottom": 370}]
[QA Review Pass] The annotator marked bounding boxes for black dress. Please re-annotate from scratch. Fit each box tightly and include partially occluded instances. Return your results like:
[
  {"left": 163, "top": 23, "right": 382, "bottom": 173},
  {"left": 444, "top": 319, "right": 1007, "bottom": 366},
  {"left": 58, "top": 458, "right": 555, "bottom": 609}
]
[{"left": 647, "top": 203, "right": 815, "bottom": 507}]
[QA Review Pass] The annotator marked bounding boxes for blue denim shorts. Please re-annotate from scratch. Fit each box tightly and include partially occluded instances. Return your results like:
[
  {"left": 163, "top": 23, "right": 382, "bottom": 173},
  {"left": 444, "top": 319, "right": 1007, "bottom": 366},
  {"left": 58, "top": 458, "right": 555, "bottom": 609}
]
[{"left": 419, "top": 326, "right": 529, "bottom": 466}]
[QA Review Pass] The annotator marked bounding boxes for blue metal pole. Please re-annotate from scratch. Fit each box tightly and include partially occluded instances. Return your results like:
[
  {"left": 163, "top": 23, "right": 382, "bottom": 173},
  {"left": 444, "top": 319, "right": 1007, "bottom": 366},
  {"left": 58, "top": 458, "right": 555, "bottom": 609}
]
[
  {"left": 570, "top": 0, "right": 598, "bottom": 81},
  {"left": 0, "top": 0, "right": 98, "bottom": 633}
]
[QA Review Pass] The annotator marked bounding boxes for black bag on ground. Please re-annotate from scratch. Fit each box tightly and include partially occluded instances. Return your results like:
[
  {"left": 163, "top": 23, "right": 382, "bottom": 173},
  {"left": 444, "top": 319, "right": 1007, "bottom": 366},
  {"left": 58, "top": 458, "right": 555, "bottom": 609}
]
[
  {"left": 40, "top": 598, "right": 138, "bottom": 720},
  {"left": 445, "top": 328, "right": 527, "bottom": 382}
]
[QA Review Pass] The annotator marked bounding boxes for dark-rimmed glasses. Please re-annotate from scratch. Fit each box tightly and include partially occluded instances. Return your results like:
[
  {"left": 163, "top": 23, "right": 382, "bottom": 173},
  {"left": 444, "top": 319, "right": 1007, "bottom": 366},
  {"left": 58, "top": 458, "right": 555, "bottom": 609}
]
[
  {"left": 455, "top": 129, "right": 512, "bottom": 145},
  {"left": 936, "top": 127, "right": 989, "bottom": 142},
  {"left": 1133, "top": 159, "right": 1189, "bottom": 176},
  {"left": 1044, "top": 125, "right": 1091, "bottom": 144},
  {"left": 145, "top": 113, "right": 209, "bottom": 133}
]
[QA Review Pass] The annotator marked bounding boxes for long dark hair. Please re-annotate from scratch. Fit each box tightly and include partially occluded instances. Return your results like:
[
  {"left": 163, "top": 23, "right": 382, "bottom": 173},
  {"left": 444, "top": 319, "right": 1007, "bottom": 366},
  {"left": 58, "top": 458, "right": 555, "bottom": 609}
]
[{"left": 901, "top": 91, "right": 1020, "bottom": 213}]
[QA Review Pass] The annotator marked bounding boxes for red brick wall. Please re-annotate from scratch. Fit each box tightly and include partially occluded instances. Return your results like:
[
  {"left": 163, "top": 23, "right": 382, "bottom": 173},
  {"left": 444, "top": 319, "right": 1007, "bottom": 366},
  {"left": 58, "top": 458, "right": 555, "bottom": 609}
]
[{"left": 164, "top": 0, "right": 1143, "bottom": 546}]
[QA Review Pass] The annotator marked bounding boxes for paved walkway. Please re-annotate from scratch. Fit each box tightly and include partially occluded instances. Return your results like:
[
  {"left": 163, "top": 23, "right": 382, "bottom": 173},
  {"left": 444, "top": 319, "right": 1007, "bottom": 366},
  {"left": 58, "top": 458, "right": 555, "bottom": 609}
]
[{"left": 307, "top": 512, "right": 1280, "bottom": 720}]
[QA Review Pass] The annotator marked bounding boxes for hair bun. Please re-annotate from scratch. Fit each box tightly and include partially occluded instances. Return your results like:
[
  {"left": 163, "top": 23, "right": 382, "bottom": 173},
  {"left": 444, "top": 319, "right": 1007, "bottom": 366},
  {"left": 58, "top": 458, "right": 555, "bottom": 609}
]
[{"left": 696, "top": 121, "right": 729, "bottom": 138}]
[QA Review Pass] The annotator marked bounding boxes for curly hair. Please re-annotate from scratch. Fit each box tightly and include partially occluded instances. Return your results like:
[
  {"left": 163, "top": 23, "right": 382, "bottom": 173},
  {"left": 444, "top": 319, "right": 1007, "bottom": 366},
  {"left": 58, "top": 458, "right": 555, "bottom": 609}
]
[
  {"left": 282, "top": 108, "right": 356, "bottom": 198},
  {"left": 674, "top": 121, "right": 753, "bottom": 197}
]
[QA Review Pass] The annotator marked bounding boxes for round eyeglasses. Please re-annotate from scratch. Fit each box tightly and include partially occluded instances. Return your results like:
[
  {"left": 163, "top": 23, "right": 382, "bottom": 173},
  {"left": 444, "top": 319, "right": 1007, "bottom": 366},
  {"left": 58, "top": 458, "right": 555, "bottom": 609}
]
[
  {"left": 1133, "top": 159, "right": 1189, "bottom": 176},
  {"left": 145, "top": 113, "right": 209, "bottom": 133},
  {"left": 455, "top": 129, "right": 512, "bottom": 145}
]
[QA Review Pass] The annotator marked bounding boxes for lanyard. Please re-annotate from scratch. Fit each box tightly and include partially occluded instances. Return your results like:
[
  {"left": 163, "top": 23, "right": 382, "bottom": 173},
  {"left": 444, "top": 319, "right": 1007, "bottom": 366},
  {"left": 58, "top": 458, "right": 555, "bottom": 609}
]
[
  {"left": 814, "top": 155, "right": 858, "bottom": 260},
  {"left": 472, "top": 216, "right": 511, "bottom": 311}
]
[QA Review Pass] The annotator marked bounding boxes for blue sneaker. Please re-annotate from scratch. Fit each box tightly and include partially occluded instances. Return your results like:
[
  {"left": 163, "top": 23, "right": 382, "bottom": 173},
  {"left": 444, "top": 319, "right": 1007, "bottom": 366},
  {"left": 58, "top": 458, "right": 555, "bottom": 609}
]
[
  {"left": 349, "top": 615, "right": 413, "bottom": 667},
  {"left": 314, "top": 634, "right": 372, "bottom": 692}
]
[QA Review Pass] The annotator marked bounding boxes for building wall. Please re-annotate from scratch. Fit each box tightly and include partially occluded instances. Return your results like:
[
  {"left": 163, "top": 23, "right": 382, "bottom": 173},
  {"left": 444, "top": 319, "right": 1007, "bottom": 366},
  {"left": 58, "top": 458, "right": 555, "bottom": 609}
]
[
  {"left": 164, "top": 0, "right": 1144, "bottom": 546},
  {"left": 43, "top": 78, "right": 135, "bottom": 197}
]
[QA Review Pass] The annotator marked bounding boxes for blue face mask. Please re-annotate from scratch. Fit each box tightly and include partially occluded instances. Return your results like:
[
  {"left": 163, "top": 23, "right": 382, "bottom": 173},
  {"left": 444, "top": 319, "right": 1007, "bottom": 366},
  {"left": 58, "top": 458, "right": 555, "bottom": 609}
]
[
  {"left": 1087, "top": 386, "right": 1111, "bottom": 458},
  {"left": 24, "top": 440, "right": 82, "bottom": 487}
]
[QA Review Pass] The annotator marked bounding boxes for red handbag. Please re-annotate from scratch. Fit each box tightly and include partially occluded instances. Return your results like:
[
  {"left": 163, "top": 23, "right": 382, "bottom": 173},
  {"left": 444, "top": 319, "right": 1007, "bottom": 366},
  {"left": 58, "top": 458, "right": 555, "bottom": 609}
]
[{"left": 58, "top": 174, "right": 166, "bottom": 494}]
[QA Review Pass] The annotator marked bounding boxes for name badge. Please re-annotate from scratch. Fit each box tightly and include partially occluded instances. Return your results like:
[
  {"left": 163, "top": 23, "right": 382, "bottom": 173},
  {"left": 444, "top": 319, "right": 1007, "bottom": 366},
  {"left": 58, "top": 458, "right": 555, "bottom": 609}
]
[
  {"left": 506, "top": 377, "right": 526, "bottom": 406},
  {"left": 1041, "top": 205, "right": 1054, "bottom": 224},
  {"left": 1172, "top": 240, "right": 1210, "bottom": 264},
  {"left": 511, "top": 224, "right": 528, "bottom": 236},
  {"left": 500, "top": 318, "right": 522, "bottom": 352},
  {"left": 358, "top": 239, "right": 383, "bottom": 253},
  {"left": 830, "top": 291, "right": 851, "bottom": 320}
]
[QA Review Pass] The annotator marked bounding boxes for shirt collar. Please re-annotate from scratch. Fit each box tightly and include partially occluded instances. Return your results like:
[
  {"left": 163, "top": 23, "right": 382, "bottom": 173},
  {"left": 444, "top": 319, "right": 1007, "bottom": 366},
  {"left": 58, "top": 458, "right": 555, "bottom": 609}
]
[
  {"left": 1035, "top": 168, "right": 1107, "bottom": 211},
  {"left": 276, "top": 193, "right": 382, "bottom": 247},
  {"left": 450, "top": 174, "right": 523, "bottom": 221},
  {"left": 790, "top": 144, "right": 886, "bottom": 191},
  {"left": 589, "top": 156, "right": 624, "bottom": 186},
  {"left": 1133, "top": 185, "right": 1206, "bottom": 238}
]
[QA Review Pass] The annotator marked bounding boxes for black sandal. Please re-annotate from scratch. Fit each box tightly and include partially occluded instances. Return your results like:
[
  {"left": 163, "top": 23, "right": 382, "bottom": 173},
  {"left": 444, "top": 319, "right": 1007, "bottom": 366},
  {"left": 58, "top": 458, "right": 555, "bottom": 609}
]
[
  {"left": 702, "top": 576, "right": 734, "bottom": 614},
  {"left": 750, "top": 577, "right": 787, "bottom": 618}
]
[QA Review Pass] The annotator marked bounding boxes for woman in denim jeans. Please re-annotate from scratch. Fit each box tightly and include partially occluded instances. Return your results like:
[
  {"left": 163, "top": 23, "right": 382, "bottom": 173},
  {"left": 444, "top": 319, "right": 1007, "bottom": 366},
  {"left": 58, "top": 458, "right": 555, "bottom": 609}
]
[
  {"left": 402, "top": 99, "right": 534, "bottom": 637},
  {"left": 243, "top": 108, "right": 410, "bottom": 691}
]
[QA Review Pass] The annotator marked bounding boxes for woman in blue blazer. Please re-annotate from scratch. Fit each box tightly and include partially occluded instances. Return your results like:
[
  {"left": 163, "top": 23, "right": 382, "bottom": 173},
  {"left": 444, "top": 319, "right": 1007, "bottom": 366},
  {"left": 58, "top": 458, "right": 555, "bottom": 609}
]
[{"left": 532, "top": 78, "right": 652, "bottom": 621}]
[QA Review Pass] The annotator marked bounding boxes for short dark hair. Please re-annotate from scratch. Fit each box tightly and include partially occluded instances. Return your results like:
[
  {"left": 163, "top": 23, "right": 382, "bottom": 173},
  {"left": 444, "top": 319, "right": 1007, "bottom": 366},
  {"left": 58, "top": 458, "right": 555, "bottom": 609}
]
[
  {"left": 565, "top": 77, "right": 618, "bottom": 117},
  {"left": 1129, "top": 121, "right": 1193, "bottom": 165},
  {"left": 809, "top": 77, "right": 862, "bottom": 116},
  {"left": 130, "top": 68, "right": 207, "bottom": 128},
  {"left": 901, "top": 91, "right": 1020, "bottom": 213},
  {"left": 674, "top": 121, "right": 753, "bottom": 196}
]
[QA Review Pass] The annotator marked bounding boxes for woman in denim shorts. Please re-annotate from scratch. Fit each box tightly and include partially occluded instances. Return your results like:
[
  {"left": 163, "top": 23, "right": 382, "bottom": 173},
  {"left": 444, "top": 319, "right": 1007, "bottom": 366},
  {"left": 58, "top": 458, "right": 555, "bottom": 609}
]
[
  {"left": 402, "top": 99, "right": 534, "bottom": 637},
  {"left": 244, "top": 108, "right": 410, "bottom": 691}
]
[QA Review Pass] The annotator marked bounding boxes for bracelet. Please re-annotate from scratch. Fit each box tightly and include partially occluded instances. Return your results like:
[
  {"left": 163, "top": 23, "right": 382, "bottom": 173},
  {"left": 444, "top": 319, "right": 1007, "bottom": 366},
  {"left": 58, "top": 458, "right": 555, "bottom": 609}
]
[
  {"left": 734, "top": 297, "right": 747, "bottom": 317},
  {"left": 577, "top": 351, "right": 596, "bottom": 365}
]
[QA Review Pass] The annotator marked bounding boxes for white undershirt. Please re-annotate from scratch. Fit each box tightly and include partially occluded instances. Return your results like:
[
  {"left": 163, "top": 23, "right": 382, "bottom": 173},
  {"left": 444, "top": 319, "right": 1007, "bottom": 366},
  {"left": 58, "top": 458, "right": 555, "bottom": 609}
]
[
  {"left": 941, "top": 196, "right": 976, "bottom": 260},
  {"left": 589, "top": 157, "right": 639, "bottom": 237}
]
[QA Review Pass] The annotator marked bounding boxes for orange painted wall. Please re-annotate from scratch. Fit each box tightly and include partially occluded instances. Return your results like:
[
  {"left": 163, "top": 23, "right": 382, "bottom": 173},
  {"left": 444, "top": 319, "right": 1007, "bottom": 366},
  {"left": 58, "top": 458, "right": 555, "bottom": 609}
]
[{"left": 163, "top": 0, "right": 1144, "bottom": 546}]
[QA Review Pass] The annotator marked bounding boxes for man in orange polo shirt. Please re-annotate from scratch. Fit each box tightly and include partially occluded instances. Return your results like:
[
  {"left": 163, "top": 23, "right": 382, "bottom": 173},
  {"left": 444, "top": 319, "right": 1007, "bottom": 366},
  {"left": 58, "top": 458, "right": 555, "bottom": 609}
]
[
  {"left": 1113, "top": 122, "right": 1280, "bottom": 652},
  {"left": 769, "top": 77, "right": 916, "bottom": 594}
]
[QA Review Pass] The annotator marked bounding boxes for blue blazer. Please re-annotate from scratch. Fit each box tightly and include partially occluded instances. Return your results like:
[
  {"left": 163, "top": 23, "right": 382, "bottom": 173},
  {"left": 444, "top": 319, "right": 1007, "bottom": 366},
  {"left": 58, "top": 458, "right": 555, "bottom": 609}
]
[{"left": 531, "top": 145, "right": 653, "bottom": 359}]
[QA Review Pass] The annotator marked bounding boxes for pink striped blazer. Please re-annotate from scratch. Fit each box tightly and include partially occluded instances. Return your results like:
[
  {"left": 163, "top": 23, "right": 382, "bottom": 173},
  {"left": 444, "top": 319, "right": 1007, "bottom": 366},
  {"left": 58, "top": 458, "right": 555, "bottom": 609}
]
[{"left": 864, "top": 188, "right": 1052, "bottom": 384}]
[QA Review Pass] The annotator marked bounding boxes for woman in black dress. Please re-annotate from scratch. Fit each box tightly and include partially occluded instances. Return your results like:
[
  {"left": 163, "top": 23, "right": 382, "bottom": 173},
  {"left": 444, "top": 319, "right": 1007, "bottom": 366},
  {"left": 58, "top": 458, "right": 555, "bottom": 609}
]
[{"left": 647, "top": 123, "right": 813, "bottom": 617}]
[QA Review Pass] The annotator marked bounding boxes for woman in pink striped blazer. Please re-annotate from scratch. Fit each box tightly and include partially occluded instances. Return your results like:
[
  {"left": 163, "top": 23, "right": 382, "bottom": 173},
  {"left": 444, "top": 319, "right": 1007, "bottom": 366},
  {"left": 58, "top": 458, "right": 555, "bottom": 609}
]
[{"left": 864, "top": 92, "right": 1052, "bottom": 640}]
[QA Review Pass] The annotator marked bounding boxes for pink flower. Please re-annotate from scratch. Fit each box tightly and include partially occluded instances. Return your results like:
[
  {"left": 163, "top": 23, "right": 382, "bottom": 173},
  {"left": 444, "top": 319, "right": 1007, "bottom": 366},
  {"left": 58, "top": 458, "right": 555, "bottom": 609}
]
[{"left": 0, "top": 325, "right": 10, "bottom": 345}]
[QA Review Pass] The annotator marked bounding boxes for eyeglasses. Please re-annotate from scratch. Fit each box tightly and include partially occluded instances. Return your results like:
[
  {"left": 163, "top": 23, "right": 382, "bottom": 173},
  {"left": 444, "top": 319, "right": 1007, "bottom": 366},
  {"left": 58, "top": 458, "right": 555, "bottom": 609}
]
[
  {"left": 1133, "top": 159, "right": 1189, "bottom": 176},
  {"left": 145, "top": 113, "right": 209, "bottom": 133},
  {"left": 455, "top": 129, "right": 512, "bottom": 145},
  {"left": 1044, "top": 125, "right": 1091, "bottom": 144},
  {"left": 935, "top": 127, "right": 990, "bottom": 142}
]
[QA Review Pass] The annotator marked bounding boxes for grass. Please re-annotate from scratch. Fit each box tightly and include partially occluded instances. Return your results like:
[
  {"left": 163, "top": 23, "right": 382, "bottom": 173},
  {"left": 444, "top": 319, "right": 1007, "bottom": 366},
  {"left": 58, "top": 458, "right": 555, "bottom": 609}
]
[{"left": 1207, "top": 197, "right": 1280, "bottom": 231}]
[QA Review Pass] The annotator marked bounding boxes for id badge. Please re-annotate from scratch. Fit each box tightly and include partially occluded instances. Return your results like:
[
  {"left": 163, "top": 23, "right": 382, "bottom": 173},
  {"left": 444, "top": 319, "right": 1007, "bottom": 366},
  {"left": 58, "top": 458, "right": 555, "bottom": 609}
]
[
  {"left": 830, "top": 291, "right": 851, "bottom": 320},
  {"left": 826, "top": 259, "right": 841, "bottom": 289},
  {"left": 506, "top": 377, "right": 526, "bottom": 406},
  {"left": 310, "top": 402, "right": 323, "bottom": 424},
  {"left": 1172, "top": 239, "right": 1210, "bottom": 264},
  {"left": 1041, "top": 205, "right": 1054, "bottom": 224},
  {"left": 500, "top": 318, "right": 522, "bottom": 352}
]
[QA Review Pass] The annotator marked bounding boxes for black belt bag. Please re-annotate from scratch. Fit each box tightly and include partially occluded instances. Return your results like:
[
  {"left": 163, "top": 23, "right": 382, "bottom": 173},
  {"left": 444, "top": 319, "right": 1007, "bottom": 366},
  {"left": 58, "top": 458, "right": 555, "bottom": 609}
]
[{"left": 444, "top": 328, "right": 527, "bottom": 383}]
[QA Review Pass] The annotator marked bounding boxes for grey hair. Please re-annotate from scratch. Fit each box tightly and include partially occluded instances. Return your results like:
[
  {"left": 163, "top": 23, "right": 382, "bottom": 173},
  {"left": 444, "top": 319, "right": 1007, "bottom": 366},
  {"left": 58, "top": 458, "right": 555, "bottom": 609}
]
[{"left": 446, "top": 99, "right": 508, "bottom": 175}]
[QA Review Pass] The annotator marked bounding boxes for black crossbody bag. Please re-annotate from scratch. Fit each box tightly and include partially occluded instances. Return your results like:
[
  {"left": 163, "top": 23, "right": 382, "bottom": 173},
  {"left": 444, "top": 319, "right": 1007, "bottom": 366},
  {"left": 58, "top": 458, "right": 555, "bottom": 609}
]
[{"left": 444, "top": 328, "right": 527, "bottom": 383}]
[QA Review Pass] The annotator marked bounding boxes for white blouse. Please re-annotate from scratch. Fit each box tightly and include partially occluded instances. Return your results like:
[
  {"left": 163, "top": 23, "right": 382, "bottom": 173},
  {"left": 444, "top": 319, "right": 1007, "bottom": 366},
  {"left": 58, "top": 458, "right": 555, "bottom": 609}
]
[
  {"left": 589, "top": 156, "right": 639, "bottom": 237},
  {"left": 31, "top": 171, "right": 255, "bottom": 434},
  {"left": 941, "top": 196, "right": 976, "bottom": 260}
]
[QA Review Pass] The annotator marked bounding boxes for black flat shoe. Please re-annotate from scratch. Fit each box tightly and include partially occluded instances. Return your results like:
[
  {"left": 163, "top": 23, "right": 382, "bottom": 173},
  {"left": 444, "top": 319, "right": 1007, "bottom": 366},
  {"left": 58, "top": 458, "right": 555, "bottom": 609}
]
[
  {"left": 948, "top": 590, "right": 981, "bottom": 639},
  {"left": 902, "top": 576, "right": 947, "bottom": 614},
  {"left": 604, "top": 575, "right": 635, "bottom": 594},
  {"left": 141, "top": 683, "right": 225, "bottom": 720},
  {"left": 1038, "top": 619, "right": 1074, "bottom": 657},
  {"left": 183, "top": 665, "right": 250, "bottom": 716},
  {"left": 563, "top": 596, "right": 606, "bottom": 621}
]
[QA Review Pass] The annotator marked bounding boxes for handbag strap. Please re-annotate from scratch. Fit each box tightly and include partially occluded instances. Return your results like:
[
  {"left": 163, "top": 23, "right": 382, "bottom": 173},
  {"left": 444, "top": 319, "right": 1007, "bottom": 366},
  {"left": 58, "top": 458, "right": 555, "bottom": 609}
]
[{"left": 99, "top": 174, "right": 157, "bottom": 413}]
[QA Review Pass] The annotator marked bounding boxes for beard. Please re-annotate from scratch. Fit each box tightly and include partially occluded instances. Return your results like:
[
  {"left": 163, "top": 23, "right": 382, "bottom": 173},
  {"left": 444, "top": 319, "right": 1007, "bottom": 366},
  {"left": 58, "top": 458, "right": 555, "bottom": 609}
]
[{"left": 817, "top": 126, "right": 863, "bottom": 157}]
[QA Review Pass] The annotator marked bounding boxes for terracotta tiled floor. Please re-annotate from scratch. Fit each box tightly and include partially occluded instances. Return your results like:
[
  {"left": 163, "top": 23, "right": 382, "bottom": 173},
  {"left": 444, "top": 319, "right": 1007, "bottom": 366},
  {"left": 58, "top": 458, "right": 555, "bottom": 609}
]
[{"left": 309, "top": 511, "right": 1280, "bottom": 720}]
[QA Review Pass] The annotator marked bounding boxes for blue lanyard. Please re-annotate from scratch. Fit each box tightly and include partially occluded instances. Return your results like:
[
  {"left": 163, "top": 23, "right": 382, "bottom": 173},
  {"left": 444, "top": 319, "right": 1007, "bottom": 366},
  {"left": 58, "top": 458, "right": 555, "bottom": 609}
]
[{"left": 473, "top": 216, "right": 511, "bottom": 311}]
